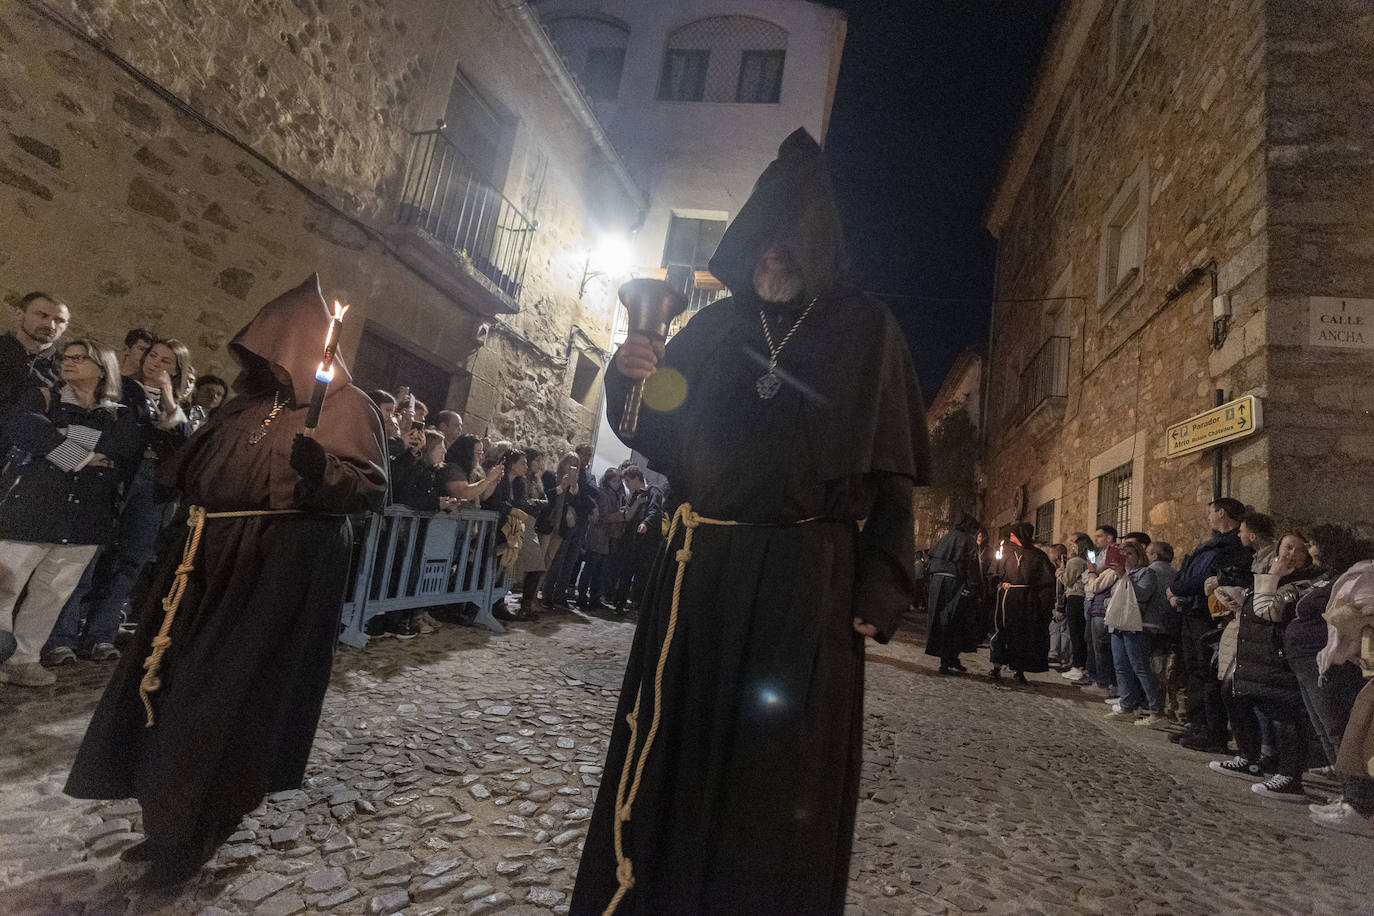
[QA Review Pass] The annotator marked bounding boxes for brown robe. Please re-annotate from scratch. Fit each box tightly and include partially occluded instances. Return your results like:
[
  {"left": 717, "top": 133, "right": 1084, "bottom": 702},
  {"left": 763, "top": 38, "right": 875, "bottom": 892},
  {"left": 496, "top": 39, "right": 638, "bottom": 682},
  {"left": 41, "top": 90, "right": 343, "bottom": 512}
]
[{"left": 65, "top": 275, "right": 387, "bottom": 856}]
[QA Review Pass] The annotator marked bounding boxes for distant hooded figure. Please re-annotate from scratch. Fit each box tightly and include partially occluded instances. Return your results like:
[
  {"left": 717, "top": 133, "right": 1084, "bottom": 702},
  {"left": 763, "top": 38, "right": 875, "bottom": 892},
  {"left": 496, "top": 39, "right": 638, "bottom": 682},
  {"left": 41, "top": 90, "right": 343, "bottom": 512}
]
[
  {"left": 925, "top": 512, "right": 984, "bottom": 673},
  {"left": 572, "top": 129, "right": 930, "bottom": 915},
  {"left": 66, "top": 275, "right": 387, "bottom": 884},
  {"left": 988, "top": 521, "right": 1057, "bottom": 682}
]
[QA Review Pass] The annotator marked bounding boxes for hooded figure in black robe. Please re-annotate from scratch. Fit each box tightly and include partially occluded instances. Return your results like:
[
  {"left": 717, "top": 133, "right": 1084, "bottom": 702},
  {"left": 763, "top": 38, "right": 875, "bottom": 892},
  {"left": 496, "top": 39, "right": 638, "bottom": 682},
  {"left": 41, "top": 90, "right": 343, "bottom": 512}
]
[
  {"left": 988, "top": 521, "right": 1056, "bottom": 680},
  {"left": 571, "top": 129, "right": 930, "bottom": 915},
  {"left": 66, "top": 275, "right": 387, "bottom": 883},
  {"left": 925, "top": 513, "right": 984, "bottom": 673}
]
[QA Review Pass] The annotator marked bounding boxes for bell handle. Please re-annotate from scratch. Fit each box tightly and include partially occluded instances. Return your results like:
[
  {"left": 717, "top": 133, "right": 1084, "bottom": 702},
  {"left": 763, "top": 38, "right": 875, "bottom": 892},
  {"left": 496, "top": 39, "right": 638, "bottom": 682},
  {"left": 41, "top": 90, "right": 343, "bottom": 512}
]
[{"left": 619, "top": 380, "right": 645, "bottom": 439}]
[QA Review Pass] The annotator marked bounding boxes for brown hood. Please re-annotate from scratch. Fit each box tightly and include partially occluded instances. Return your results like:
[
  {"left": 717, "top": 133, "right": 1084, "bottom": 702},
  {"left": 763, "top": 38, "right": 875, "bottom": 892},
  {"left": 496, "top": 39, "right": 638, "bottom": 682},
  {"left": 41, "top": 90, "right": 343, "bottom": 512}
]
[{"left": 229, "top": 274, "right": 352, "bottom": 406}]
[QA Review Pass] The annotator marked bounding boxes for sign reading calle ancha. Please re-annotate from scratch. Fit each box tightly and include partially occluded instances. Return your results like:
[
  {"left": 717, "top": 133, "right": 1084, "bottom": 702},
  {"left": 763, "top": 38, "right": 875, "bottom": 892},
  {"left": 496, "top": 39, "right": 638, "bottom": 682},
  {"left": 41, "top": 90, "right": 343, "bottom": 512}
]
[
  {"left": 1308, "top": 296, "right": 1374, "bottom": 351},
  {"left": 1166, "top": 395, "right": 1264, "bottom": 459}
]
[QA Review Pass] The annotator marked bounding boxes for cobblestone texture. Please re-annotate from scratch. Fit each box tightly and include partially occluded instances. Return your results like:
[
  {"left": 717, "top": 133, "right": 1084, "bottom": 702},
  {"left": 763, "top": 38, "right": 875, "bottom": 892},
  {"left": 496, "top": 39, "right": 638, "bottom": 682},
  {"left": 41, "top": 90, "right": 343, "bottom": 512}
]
[{"left": 1, "top": 612, "right": 1370, "bottom": 914}]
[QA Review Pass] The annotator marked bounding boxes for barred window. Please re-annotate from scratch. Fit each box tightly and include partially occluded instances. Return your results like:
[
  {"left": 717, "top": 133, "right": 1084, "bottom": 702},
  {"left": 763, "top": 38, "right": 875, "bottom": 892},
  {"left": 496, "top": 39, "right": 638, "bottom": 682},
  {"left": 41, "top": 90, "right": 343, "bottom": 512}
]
[
  {"left": 1034, "top": 499, "right": 1056, "bottom": 545},
  {"left": 659, "top": 16, "right": 787, "bottom": 104},
  {"left": 1096, "top": 463, "right": 1133, "bottom": 535}
]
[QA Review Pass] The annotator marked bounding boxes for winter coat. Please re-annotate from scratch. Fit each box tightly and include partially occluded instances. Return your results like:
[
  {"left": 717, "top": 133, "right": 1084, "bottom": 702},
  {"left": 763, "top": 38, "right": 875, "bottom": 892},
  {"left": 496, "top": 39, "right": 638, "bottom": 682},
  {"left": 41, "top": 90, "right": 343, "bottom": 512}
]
[
  {"left": 1149, "top": 560, "right": 1181, "bottom": 637},
  {"left": 0, "top": 332, "right": 59, "bottom": 450},
  {"left": 1173, "top": 529, "right": 1249, "bottom": 617},
  {"left": 1128, "top": 566, "right": 1169, "bottom": 634},
  {"left": 1059, "top": 555, "right": 1088, "bottom": 598},
  {"left": 1317, "top": 560, "right": 1374, "bottom": 676},
  {"left": 1231, "top": 565, "right": 1320, "bottom": 701},
  {"left": 0, "top": 385, "right": 141, "bottom": 545}
]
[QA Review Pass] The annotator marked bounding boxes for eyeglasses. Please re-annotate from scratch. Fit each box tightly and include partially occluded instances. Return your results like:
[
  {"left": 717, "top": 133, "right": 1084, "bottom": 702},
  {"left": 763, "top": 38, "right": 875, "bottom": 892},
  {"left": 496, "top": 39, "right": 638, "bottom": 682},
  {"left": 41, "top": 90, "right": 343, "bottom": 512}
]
[{"left": 60, "top": 353, "right": 93, "bottom": 363}]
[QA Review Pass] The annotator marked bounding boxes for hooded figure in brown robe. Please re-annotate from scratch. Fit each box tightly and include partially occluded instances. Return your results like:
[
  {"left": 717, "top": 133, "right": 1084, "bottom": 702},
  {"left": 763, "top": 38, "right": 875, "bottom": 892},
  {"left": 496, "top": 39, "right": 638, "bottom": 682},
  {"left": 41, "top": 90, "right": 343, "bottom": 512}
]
[
  {"left": 988, "top": 521, "right": 1056, "bottom": 680},
  {"left": 66, "top": 275, "right": 387, "bottom": 884},
  {"left": 571, "top": 129, "right": 930, "bottom": 915}
]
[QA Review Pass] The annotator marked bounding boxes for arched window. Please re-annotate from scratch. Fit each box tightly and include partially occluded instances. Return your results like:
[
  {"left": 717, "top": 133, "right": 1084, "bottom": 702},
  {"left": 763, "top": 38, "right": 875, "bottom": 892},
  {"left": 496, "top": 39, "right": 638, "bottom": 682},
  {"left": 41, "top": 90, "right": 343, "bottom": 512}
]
[
  {"left": 658, "top": 16, "right": 787, "bottom": 104},
  {"left": 544, "top": 14, "right": 631, "bottom": 101}
]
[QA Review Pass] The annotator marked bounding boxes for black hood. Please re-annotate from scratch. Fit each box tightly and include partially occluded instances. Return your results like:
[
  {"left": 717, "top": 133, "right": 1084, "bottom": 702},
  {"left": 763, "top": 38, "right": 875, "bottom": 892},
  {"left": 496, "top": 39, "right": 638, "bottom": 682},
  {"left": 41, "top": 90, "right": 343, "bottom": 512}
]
[{"left": 708, "top": 128, "right": 848, "bottom": 305}]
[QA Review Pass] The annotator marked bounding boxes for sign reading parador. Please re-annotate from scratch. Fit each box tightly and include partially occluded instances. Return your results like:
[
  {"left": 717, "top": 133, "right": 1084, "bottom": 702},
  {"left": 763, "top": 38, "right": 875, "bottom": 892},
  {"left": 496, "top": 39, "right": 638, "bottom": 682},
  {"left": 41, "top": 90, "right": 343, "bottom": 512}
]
[{"left": 1166, "top": 395, "right": 1263, "bottom": 459}]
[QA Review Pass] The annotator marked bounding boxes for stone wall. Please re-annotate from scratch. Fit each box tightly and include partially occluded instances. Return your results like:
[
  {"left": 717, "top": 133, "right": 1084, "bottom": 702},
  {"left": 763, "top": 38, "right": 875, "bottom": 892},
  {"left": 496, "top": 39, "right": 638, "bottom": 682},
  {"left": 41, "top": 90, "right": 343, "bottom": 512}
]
[
  {"left": 982, "top": 0, "right": 1270, "bottom": 549},
  {"left": 0, "top": 0, "right": 639, "bottom": 458},
  {"left": 1262, "top": 0, "right": 1374, "bottom": 528}
]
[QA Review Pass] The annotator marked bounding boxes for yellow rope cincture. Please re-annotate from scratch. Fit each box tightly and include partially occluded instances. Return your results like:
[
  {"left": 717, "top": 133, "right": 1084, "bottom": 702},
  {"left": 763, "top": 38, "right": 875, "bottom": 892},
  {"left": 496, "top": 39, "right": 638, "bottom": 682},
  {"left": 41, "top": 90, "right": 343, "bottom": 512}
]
[
  {"left": 138, "top": 505, "right": 302, "bottom": 727},
  {"left": 603, "top": 502, "right": 738, "bottom": 916}
]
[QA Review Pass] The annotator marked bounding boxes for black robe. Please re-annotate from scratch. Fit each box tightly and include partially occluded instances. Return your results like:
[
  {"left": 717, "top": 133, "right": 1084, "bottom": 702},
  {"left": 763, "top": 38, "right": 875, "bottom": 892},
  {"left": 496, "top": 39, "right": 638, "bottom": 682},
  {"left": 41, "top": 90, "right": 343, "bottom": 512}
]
[
  {"left": 988, "top": 541, "right": 1056, "bottom": 673},
  {"left": 65, "top": 276, "right": 388, "bottom": 852},
  {"left": 572, "top": 129, "right": 930, "bottom": 916},
  {"left": 924, "top": 527, "right": 983, "bottom": 660}
]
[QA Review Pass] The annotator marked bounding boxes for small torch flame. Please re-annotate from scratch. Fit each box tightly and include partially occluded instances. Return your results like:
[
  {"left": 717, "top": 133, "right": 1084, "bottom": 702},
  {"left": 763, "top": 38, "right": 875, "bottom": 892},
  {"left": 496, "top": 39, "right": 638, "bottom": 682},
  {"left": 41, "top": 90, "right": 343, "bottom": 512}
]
[{"left": 996, "top": 540, "right": 1005, "bottom": 561}]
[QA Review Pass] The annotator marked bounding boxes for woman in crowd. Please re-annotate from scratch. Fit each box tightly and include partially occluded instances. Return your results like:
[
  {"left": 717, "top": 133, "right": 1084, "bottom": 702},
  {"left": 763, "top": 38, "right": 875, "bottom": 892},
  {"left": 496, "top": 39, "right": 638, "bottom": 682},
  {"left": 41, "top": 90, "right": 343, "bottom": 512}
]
[
  {"left": 1057, "top": 534, "right": 1092, "bottom": 679},
  {"left": 0, "top": 339, "right": 140, "bottom": 686},
  {"left": 1047, "top": 544, "right": 1071, "bottom": 668},
  {"left": 442, "top": 433, "right": 502, "bottom": 506},
  {"left": 536, "top": 452, "right": 580, "bottom": 608},
  {"left": 492, "top": 447, "right": 550, "bottom": 619},
  {"left": 1106, "top": 540, "right": 1167, "bottom": 726},
  {"left": 392, "top": 429, "right": 451, "bottom": 511},
  {"left": 1146, "top": 541, "right": 1186, "bottom": 723},
  {"left": 1285, "top": 525, "right": 1374, "bottom": 833},
  {"left": 1210, "top": 532, "right": 1321, "bottom": 801},
  {"left": 578, "top": 467, "right": 624, "bottom": 611},
  {"left": 43, "top": 337, "right": 192, "bottom": 666}
]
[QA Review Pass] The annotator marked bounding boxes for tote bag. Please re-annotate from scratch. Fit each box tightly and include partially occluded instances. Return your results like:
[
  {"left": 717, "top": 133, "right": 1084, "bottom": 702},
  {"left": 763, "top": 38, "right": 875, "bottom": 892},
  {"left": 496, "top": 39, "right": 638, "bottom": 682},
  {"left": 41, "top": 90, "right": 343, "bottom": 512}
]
[{"left": 1105, "top": 576, "right": 1143, "bottom": 632}]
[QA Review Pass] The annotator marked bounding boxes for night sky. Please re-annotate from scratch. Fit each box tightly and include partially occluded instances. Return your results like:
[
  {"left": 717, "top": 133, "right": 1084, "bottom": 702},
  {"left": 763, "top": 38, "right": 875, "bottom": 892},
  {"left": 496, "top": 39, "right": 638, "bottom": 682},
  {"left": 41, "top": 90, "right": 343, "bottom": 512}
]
[{"left": 825, "top": 0, "right": 1060, "bottom": 398}]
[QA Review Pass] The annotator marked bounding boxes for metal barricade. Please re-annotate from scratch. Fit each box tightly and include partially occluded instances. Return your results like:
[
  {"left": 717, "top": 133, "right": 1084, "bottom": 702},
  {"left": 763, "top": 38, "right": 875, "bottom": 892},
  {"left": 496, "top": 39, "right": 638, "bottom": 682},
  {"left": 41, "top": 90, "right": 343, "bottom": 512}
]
[{"left": 338, "top": 506, "right": 510, "bottom": 647}]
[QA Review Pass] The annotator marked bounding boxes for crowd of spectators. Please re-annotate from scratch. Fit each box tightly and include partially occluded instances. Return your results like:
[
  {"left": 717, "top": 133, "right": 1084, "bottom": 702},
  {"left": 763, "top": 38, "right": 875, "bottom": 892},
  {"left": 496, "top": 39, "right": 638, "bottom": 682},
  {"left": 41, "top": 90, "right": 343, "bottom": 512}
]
[
  {"left": 0, "top": 293, "right": 228, "bottom": 686},
  {"left": 929, "top": 496, "right": 1374, "bottom": 839}
]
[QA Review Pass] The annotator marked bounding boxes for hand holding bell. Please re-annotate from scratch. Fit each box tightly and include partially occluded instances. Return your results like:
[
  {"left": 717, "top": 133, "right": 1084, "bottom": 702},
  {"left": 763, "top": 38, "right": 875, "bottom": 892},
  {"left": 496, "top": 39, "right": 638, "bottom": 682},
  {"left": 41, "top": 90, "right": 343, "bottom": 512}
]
[{"left": 615, "top": 277, "right": 687, "bottom": 438}]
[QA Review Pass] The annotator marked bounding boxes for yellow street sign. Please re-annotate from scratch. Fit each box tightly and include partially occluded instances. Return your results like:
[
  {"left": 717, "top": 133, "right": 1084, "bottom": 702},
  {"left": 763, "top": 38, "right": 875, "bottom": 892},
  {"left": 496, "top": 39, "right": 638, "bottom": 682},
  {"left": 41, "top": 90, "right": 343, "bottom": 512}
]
[{"left": 1166, "top": 395, "right": 1263, "bottom": 459}]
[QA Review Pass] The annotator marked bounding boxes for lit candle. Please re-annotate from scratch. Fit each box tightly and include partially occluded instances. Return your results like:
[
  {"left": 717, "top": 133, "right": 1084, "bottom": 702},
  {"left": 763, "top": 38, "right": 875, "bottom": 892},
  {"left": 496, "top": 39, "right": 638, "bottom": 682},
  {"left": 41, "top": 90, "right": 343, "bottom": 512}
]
[
  {"left": 995, "top": 540, "right": 1005, "bottom": 561},
  {"left": 303, "top": 299, "right": 348, "bottom": 436}
]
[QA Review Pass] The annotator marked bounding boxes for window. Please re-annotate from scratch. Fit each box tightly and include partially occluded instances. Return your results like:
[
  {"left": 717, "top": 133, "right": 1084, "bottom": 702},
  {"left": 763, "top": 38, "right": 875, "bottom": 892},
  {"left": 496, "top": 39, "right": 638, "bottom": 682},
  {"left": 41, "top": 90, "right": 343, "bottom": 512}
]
[
  {"left": 444, "top": 69, "right": 514, "bottom": 187},
  {"left": 1111, "top": 0, "right": 1151, "bottom": 83},
  {"left": 1049, "top": 105, "right": 1076, "bottom": 199},
  {"left": 570, "top": 351, "right": 601, "bottom": 406},
  {"left": 1096, "top": 463, "right": 1133, "bottom": 536},
  {"left": 351, "top": 326, "right": 452, "bottom": 416},
  {"left": 1099, "top": 163, "right": 1147, "bottom": 308},
  {"left": 658, "top": 50, "right": 709, "bottom": 102},
  {"left": 1034, "top": 499, "right": 1056, "bottom": 545},
  {"left": 662, "top": 216, "right": 727, "bottom": 270},
  {"left": 541, "top": 14, "right": 630, "bottom": 102},
  {"left": 659, "top": 16, "right": 788, "bottom": 103},
  {"left": 584, "top": 47, "right": 626, "bottom": 101},
  {"left": 736, "top": 50, "right": 785, "bottom": 103}
]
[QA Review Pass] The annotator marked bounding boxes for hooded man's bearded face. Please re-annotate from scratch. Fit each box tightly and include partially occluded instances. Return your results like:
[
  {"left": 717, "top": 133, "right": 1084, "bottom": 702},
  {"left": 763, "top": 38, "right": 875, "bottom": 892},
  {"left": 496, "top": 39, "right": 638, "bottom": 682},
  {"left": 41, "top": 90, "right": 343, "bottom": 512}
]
[{"left": 752, "top": 244, "right": 805, "bottom": 305}]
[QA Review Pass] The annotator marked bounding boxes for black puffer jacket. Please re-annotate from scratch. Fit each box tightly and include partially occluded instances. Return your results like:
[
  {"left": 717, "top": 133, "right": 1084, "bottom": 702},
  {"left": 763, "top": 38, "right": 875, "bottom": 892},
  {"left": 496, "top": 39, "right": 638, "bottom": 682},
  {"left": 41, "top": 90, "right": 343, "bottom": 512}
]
[
  {"left": 0, "top": 386, "right": 141, "bottom": 544},
  {"left": 1231, "top": 564, "right": 1321, "bottom": 702}
]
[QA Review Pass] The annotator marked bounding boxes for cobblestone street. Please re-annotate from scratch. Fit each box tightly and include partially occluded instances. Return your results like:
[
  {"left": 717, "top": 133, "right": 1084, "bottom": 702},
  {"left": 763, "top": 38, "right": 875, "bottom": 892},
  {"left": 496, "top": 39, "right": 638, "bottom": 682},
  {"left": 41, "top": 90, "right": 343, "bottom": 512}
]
[{"left": 1, "top": 610, "right": 1371, "bottom": 915}]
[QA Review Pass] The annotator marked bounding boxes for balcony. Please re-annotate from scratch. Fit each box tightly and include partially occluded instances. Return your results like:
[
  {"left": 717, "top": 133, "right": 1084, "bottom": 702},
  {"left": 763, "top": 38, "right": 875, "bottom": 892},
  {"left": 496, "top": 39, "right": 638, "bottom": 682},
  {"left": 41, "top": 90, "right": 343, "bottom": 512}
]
[
  {"left": 388, "top": 128, "right": 537, "bottom": 316},
  {"left": 1009, "top": 336, "right": 1070, "bottom": 437}
]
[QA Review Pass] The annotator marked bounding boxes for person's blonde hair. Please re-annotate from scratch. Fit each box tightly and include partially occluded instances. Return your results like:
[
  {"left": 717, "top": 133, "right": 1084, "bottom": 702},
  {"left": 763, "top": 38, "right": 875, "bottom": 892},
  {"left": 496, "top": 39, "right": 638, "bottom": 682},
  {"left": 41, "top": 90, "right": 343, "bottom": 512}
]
[{"left": 65, "top": 338, "right": 123, "bottom": 410}]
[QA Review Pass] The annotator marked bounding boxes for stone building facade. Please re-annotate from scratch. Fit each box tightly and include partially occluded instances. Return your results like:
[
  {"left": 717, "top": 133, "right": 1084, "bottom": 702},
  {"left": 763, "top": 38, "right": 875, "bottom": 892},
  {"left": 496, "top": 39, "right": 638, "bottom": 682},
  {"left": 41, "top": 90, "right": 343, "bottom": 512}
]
[
  {"left": 0, "top": 0, "right": 644, "bottom": 459},
  {"left": 981, "top": 0, "right": 1374, "bottom": 549}
]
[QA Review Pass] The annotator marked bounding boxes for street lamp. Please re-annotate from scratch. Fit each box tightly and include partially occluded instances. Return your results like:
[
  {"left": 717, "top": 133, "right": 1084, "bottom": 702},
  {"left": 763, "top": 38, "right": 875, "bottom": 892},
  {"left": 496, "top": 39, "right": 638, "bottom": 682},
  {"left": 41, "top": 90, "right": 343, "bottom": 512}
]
[{"left": 578, "top": 233, "right": 635, "bottom": 299}]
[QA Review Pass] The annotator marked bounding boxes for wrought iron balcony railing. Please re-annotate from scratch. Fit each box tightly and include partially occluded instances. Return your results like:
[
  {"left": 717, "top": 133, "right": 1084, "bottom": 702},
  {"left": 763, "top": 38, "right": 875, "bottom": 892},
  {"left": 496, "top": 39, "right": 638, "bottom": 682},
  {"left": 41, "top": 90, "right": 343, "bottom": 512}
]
[
  {"left": 1012, "top": 335, "right": 1070, "bottom": 427},
  {"left": 396, "top": 129, "right": 537, "bottom": 302}
]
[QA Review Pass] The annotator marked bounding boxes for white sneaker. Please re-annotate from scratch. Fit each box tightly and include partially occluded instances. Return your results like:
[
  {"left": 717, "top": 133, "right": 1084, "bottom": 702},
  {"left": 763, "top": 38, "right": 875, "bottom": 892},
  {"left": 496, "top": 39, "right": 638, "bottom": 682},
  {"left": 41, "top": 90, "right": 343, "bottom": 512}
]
[
  {"left": 1309, "top": 798, "right": 1346, "bottom": 815},
  {"left": 1061, "top": 667, "right": 1085, "bottom": 680},
  {"left": 1309, "top": 801, "right": 1374, "bottom": 836},
  {"left": 1134, "top": 714, "right": 1166, "bottom": 727},
  {"left": 1109, "top": 703, "right": 1123, "bottom": 714}
]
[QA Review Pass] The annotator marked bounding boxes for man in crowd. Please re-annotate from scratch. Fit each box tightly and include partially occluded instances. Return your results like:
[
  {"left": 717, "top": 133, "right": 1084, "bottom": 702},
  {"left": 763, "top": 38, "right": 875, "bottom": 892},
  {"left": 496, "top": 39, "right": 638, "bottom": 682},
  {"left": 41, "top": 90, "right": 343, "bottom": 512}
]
[
  {"left": 543, "top": 443, "right": 598, "bottom": 607},
  {"left": 1078, "top": 525, "right": 1126, "bottom": 694},
  {"left": 120, "top": 328, "right": 155, "bottom": 378},
  {"left": 437, "top": 410, "right": 463, "bottom": 452},
  {"left": 1169, "top": 497, "right": 1251, "bottom": 752},
  {"left": 191, "top": 374, "right": 228, "bottom": 417},
  {"left": 610, "top": 465, "right": 663, "bottom": 614},
  {"left": 0, "top": 292, "right": 69, "bottom": 447},
  {"left": 572, "top": 129, "right": 929, "bottom": 915}
]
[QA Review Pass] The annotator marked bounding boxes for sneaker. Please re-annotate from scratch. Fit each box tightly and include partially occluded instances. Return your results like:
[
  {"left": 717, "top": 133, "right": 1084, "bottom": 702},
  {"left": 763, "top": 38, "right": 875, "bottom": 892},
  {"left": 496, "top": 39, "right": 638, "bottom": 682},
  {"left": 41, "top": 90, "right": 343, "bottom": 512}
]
[
  {"left": 1109, "top": 703, "right": 1124, "bottom": 714},
  {"left": 1104, "top": 709, "right": 1138, "bottom": 721},
  {"left": 1178, "top": 733, "right": 1230, "bottom": 754},
  {"left": 1104, "top": 697, "right": 1122, "bottom": 704},
  {"left": 1252, "top": 775, "right": 1307, "bottom": 802},
  {"left": 1307, "top": 765, "right": 1339, "bottom": 780},
  {"left": 1134, "top": 714, "right": 1167, "bottom": 728},
  {"left": 1060, "top": 667, "right": 1085, "bottom": 680},
  {"left": 383, "top": 621, "right": 419, "bottom": 640},
  {"left": 1209, "top": 756, "right": 1266, "bottom": 780},
  {"left": 1080, "top": 685, "right": 1110, "bottom": 697},
  {"left": 1310, "top": 801, "right": 1374, "bottom": 836},
  {"left": 1309, "top": 797, "right": 1347, "bottom": 815},
  {"left": 88, "top": 643, "right": 120, "bottom": 662},
  {"left": 2, "top": 662, "right": 56, "bottom": 687},
  {"left": 42, "top": 646, "right": 78, "bottom": 667}
]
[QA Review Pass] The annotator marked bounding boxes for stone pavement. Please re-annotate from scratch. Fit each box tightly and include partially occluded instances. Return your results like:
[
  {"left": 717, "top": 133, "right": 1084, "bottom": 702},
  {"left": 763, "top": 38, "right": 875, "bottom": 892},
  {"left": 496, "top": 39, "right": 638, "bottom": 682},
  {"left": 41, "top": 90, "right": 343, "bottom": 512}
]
[{"left": 1, "top": 609, "right": 1371, "bottom": 915}]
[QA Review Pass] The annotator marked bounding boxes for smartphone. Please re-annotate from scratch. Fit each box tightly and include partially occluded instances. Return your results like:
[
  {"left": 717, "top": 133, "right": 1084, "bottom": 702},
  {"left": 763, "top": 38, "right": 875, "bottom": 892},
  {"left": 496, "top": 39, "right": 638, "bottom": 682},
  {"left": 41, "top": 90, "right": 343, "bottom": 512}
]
[
  {"left": 1088, "top": 550, "right": 1098, "bottom": 564},
  {"left": 408, "top": 393, "right": 415, "bottom": 412}
]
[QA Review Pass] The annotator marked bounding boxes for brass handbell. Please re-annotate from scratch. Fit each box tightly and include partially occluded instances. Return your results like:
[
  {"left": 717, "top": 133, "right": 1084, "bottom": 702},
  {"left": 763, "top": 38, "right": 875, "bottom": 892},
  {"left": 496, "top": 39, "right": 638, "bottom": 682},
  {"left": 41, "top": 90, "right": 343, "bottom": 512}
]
[{"left": 617, "top": 276, "right": 687, "bottom": 438}]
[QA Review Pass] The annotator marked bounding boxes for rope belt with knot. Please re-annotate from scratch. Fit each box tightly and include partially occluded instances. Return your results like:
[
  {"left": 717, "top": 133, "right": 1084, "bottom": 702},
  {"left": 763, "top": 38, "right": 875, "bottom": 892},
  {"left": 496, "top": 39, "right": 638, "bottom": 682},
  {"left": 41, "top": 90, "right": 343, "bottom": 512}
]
[
  {"left": 604, "top": 502, "right": 828, "bottom": 916},
  {"left": 138, "top": 505, "right": 302, "bottom": 727}
]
